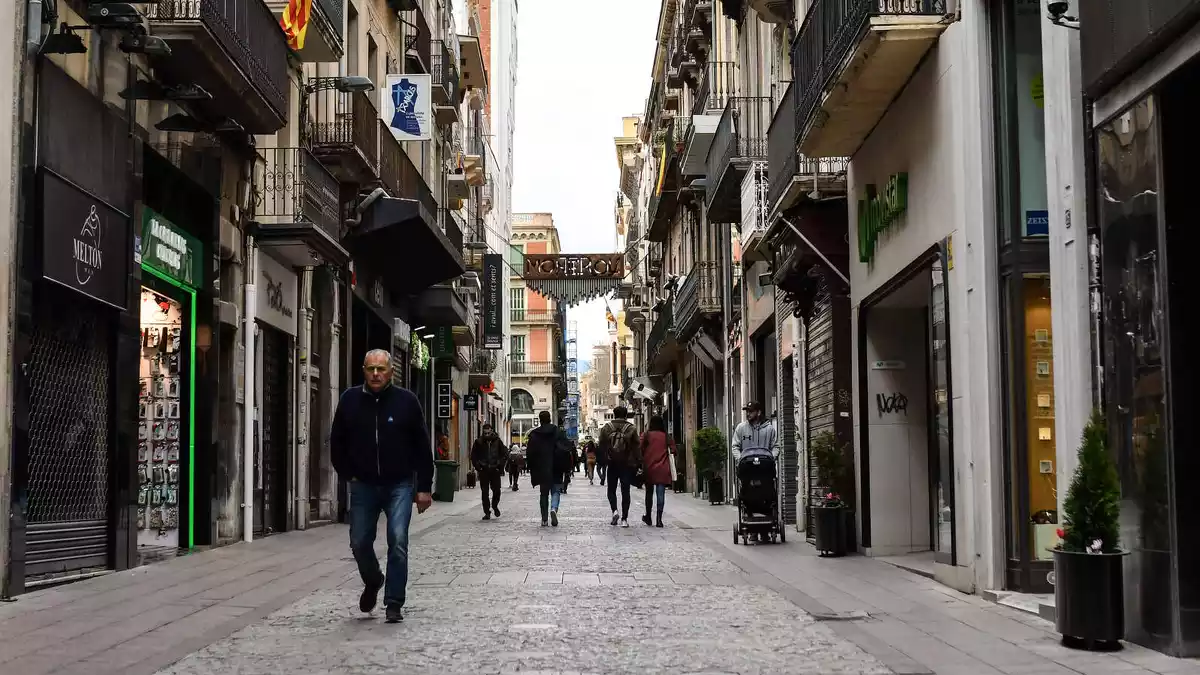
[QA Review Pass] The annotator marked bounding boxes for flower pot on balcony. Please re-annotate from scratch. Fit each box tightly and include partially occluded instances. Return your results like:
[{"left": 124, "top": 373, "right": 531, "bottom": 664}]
[
  {"left": 1053, "top": 549, "right": 1126, "bottom": 649},
  {"left": 813, "top": 506, "right": 850, "bottom": 557}
]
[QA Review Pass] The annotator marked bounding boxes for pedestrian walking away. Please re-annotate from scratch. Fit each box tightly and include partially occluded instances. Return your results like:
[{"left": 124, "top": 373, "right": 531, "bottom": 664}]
[
  {"left": 594, "top": 433, "right": 609, "bottom": 485},
  {"left": 599, "top": 406, "right": 641, "bottom": 527},
  {"left": 507, "top": 443, "right": 524, "bottom": 491},
  {"left": 583, "top": 436, "right": 597, "bottom": 484},
  {"left": 471, "top": 423, "right": 509, "bottom": 520},
  {"left": 526, "top": 411, "right": 571, "bottom": 527},
  {"left": 331, "top": 349, "right": 434, "bottom": 624},
  {"left": 640, "top": 415, "right": 675, "bottom": 528}
]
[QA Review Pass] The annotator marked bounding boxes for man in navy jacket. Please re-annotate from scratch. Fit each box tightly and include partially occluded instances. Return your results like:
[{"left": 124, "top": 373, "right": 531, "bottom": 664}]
[{"left": 332, "top": 349, "right": 434, "bottom": 623}]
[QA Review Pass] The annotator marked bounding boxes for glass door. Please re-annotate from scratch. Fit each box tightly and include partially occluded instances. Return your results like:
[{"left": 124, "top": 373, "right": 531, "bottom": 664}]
[{"left": 929, "top": 255, "right": 955, "bottom": 564}]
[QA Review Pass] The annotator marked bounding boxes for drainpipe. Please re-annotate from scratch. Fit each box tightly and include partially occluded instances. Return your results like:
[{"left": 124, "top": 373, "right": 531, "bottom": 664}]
[
  {"left": 719, "top": 219, "right": 735, "bottom": 504},
  {"left": 296, "top": 267, "right": 313, "bottom": 529},
  {"left": 243, "top": 238, "right": 258, "bottom": 542}
]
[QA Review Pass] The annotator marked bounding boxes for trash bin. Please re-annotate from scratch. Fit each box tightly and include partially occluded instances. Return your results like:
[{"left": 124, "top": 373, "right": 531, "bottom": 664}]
[{"left": 434, "top": 460, "right": 459, "bottom": 502}]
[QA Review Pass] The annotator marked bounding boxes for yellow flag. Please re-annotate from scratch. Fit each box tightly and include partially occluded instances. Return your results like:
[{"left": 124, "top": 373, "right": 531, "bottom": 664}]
[{"left": 281, "top": 0, "right": 312, "bottom": 51}]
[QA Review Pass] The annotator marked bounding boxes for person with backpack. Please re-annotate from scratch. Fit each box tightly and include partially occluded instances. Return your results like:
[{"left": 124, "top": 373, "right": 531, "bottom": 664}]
[
  {"left": 599, "top": 406, "right": 641, "bottom": 527},
  {"left": 526, "top": 411, "right": 572, "bottom": 526}
]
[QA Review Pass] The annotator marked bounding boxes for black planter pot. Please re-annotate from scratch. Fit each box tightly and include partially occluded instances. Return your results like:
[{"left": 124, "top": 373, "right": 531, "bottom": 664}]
[
  {"left": 466, "top": 471, "right": 477, "bottom": 488},
  {"left": 814, "top": 507, "right": 849, "bottom": 556},
  {"left": 707, "top": 477, "right": 724, "bottom": 505},
  {"left": 1054, "top": 549, "right": 1127, "bottom": 649}
]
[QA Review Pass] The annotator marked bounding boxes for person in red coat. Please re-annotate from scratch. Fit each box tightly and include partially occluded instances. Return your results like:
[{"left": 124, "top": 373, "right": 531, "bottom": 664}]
[{"left": 640, "top": 415, "right": 676, "bottom": 528}]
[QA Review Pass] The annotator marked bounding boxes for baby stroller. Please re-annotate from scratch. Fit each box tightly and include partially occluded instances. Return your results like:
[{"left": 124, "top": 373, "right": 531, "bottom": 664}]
[{"left": 733, "top": 448, "right": 784, "bottom": 545}]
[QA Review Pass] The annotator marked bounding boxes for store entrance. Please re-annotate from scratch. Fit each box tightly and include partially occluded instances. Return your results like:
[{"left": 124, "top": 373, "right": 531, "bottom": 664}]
[
  {"left": 859, "top": 255, "right": 955, "bottom": 562},
  {"left": 137, "top": 280, "right": 193, "bottom": 560},
  {"left": 255, "top": 325, "right": 291, "bottom": 536}
]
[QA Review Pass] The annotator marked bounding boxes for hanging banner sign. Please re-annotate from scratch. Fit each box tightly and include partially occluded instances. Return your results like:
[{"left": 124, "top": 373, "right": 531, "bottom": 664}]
[
  {"left": 436, "top": 382, "right": 452, "bottom": 419},
  {"left": 381, "top": 74, "right": 432, "bottom": 142},
  {"left": 522, "top": 253, "right": 626, "bottom": 307},
  {"left": 40, "top": 170, "right": 129, "bottom": 309},
  {"left": 482, "top": 253, "right": 504, "bottom": 349}
]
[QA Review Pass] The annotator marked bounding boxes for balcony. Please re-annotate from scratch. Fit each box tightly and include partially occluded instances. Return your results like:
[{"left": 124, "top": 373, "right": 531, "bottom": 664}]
[
  {"left": 459, "top": 35, "right": 488, "bottom": 92},
  {"left": 511, "top": 309, "right": 559, "bottom": 324},
  {"left": 431, "top": 41, "right": 462, "bottom": 125},
  {"left": 264, "top": 0, "right": 344, "bottom": 62},
  {"left": 740, "top": 161, "right": 769, "bottom": 259},
  {"left": 706, "top": 97, "right": 771, "bottom": 222},
  {"left": 146, "top": 0, "right": 288, "bottom": 134},
  {"left": 792, "top": 0, "right": 948, "bottom": 158},
  {"left": 683, "top": 61, "right": 737, "bottom": 176},
  {"left": 647, "top": 115, "right": 685, "bottom": 243},
  {"left": 767, "top": 81, "right": 850, "bottom": 221},
  {"left": 510, "top": 360, "right": 565, "bottom": 377},
  {"left": 251, "top": 147, "right": 349, "bottom": 267},
  {"left": 402, "top": 1, "right": 432, "bottom": 73},
  {"left": 306, "top": 86, "right": 379, "bottom": 185},
  {"left": 674, "top": 261, "right": 722, "bottom": 343},
  {"left": 469, "top": 349, "right": 498, "bottom": 389},
  {"left": 647, "top": 298, "right": 681, "bottom": 374}
]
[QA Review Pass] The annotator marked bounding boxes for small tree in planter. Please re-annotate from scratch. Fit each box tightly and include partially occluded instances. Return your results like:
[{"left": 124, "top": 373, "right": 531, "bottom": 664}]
[
  {"left": 810, "top": 431, "right": 851, "bottom": 556},
  {"left": 1054, "top": 410, "right": 1125, "bottom": 650},
  {"left": 693, "top": 427, "right": 727, "bottom": 505}
]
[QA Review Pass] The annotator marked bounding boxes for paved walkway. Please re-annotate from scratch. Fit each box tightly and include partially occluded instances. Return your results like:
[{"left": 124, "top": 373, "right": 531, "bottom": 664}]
[{"left": 0, "top": 472, "right": 1197, "bottom": 675}]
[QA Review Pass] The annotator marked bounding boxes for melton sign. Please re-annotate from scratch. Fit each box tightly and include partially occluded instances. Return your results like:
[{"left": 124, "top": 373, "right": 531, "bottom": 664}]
[
  {"left": 857, "top": 172, "right": 908, "bottom": 264},
  {"left": 41, "top": 170, "right": 129, "bottom": 309},
  {"left": 522, "top": 253, "right": 626, "bottom": 307}
]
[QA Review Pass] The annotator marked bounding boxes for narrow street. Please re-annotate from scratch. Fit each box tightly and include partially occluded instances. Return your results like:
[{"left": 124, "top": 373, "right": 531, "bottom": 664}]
[{"left": 0, "top": 476, "right": 1197, "bottom": 675}]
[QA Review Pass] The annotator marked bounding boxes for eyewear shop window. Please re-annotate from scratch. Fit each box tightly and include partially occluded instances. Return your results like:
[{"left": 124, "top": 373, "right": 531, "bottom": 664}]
[
  {"left": 858, "top": 249, "right": 955, "bottom": 563},
  {"left": 1095, "top": 67, "right": 1200, "bottom": 651}
]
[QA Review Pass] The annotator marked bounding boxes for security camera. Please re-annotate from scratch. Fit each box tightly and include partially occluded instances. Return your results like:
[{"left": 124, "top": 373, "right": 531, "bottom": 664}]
[
  {"left": 119, "top": 33, "right": 171, "bottom": 57},
  {"left": 86, "top": 3, "right": 146, "bottom": 31},
  {"left": 1046, "top": 1, "right": 1069, "bottom": 19}
]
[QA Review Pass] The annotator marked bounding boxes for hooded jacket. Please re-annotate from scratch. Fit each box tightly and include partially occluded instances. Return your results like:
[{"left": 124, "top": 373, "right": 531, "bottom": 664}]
[
  {"left": 525, "top": 424, "right": 571, "bottom": 487},
  {"left": 471, "top": 433, "right": 509, "bottom": 472},
  {"left": 330, "top": 384, "right": 434, "bottom": 492}
]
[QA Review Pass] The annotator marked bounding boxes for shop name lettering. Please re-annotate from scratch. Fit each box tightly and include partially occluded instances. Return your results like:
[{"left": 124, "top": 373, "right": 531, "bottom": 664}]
[
  {"left": 149, "top": 219, "right": 188, "bottom": 271},
  {"left": 74, "top": 205, "right": 103, "bottom": 285},
  {"left": 877, "top": 392, "right": 908, "bottom": 417},
  {"left": 264, "top": 273, "right": 293, "bottom": 318},
  {"left": 858, "top": 173, "right": 908, "bottom": 264}
]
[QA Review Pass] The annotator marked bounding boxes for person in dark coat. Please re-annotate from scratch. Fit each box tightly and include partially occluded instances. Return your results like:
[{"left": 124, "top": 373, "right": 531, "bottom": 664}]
[
  {"left": 470, "top": 424, "right": 509, "bottom": 520},
  {"left": 640, "top": 415, "right": 676, "bottom": 528},
  {"left": 526, "top": 411, "right": 571, "bottom": 527},
  {"left": 593, "top": 432, "right": 610, "bottom": 486}
]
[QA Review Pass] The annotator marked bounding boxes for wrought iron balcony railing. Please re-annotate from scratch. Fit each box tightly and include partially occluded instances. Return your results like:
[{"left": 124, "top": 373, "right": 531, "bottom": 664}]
[
  {"left": 255, "top": 147, "right": 341, "bottom": 240},
  {"left": 792, "top": 0, "right": 945, "bottom": 143},
  {"left": 509, "top": 359, "right": 564, "bottom": 376},
  {"left": 146, "top": 0, "right": 289, "bottom": 126},
  {"left": 768, "top": 82, "right": 798, "bottom": 210},
  {"left": 377, "top": 120, "right": 436, "bottom": 217},
  {"left": 403, "top": 0, "right": 432, "bottom": 72},
  {"left": 675, "top": 261, "right": 722, "bottom": 341},
  {"left": 431, "top": 40, "right": 460, "bottom": 105},
  {"left": 694, "top": 61, "right": 738, "bottom": 113},
  {"left": 648, "top": 298, "right": 674, "bottom": 363},
  {"left": 707, "top": 96, "right": 771, "bottom": 200},
  {"left": 511, "top": 310, "right": 558, "bottom": 324},
  {"left": 307, "top": 87, "right": 379, "bottom": 169}
]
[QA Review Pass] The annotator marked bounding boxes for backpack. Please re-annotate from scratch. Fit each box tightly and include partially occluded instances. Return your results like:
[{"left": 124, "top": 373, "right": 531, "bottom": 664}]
[{"left": 608, "top": 422, "right": 638, "bottom": 465}]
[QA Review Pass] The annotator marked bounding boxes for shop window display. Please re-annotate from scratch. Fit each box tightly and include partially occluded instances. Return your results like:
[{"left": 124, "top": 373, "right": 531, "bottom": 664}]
[{"left": 138, "top": 288, "right": 183, "bottom": 549}]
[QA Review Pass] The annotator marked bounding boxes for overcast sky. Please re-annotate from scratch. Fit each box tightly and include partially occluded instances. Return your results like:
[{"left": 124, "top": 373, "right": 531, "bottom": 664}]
[{"left": 511, "top": 0, "right": 659, "bottom": 359}]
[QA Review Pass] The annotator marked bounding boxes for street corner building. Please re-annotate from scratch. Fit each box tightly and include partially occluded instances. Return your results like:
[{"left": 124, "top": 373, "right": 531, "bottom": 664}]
[{"left": 1, "top": 0, "right": 517, "bottom": 596}]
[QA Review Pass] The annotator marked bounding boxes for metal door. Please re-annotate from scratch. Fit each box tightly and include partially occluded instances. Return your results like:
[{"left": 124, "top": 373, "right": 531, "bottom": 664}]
[
  {"left": 256, "top": 326, "right": 291, "bottom": 535},
  {"left": 804, "top": 287, "right": 835, "bottom": 540},
  {"left": 25, "top": 296, "right": 113, "bottom": 575}
]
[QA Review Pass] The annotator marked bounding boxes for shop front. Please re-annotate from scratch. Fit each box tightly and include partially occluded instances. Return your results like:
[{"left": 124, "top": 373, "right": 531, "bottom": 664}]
[
  {"left": 253, "top": 251, "right": 299, "bottom": 536},
  {"left": 1079, "top": 0, "right": 1200, "bottom": 653},
  {"left": 136, "top": 209, "right": 202, "bottom": 560}
]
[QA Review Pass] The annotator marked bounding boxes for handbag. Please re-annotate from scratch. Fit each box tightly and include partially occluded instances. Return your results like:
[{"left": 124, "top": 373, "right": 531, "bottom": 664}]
[{"left": 669, "top": 451, "right": 679, "bottom": 483}]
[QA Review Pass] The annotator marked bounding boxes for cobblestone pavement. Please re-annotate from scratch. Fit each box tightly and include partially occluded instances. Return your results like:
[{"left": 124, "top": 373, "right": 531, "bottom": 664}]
[{"left": 155, "top": 477, "right": 892, "bottom": 675}]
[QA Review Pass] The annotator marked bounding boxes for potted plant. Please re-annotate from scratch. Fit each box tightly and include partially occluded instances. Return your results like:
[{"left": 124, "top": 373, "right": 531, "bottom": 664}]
[
  {"left": 1054, "top": 410, "right": 1126, "bottom": 650},
  {"left": 693, "top": 427, "right": 727, "bottom": 505},
  {"left": 810, "top": 431, "right": 851, "bottom": 556}
]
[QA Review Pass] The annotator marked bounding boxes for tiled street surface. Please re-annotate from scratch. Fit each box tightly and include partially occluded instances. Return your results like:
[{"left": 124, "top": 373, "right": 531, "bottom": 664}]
[{"left": 0, "top": 473, "right": 1197, "bottom": 674}]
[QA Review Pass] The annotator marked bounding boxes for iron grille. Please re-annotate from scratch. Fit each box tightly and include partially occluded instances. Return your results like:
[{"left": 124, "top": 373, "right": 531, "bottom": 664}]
[
  {"left": 26, "top": 297, "right": 113, "bottom": 524},
  {"left": 805, "top": 281, "right": 836, "bottom": 538}
]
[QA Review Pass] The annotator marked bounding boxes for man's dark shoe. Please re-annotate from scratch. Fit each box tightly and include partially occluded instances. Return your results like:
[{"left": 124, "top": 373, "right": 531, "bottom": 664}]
[
  {"left": 642, "top": 514, "right": 653, "bottom": 526},
  {"left": 541, "top": 520, "right": 548, "bottom": 527},
  {"left": 493, "top": 506, "right": 500, "bottom": 518},
  {"left": 482, "top": 512, "right": 491, "bottom": 521},
  {"left": 385, "top": 605, "right": 404, "bottom": 623},
  {"left": 656, "top": 517, "right": 664, "bottom": 528},
  {"left": 551, "top": 511, "right": 558, "bottom": 527},
  {"left": 359, "top": 577, "right": 383, "bottom": 613}
]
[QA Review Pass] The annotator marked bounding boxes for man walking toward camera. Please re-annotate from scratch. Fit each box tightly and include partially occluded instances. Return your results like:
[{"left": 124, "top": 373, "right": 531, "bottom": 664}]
[
  {"left": 599, "top": 406, "right": 640, "bottom": 527},
  {"left": 471, "top": 423, "right": 508, "bottom": 520},
  {"left": 331, "top": 349, "right": 434, "bottom": 624}
]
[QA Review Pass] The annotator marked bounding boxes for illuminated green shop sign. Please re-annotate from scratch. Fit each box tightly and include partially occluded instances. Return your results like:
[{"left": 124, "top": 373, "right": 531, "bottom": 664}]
[
  {"left": 857, "top": 172, "right": 908, "bottom": 264},
  {"left": 141, "top": 209, "right": 202, "bottom": 288}
]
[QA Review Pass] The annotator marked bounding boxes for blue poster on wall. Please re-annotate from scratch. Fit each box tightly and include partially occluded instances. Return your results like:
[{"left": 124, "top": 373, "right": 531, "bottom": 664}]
[{"left": 1026, "top": 210, "right": 1049, "bottom": 236}]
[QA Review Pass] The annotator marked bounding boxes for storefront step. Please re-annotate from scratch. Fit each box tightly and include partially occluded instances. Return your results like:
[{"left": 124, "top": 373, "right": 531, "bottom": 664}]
[{"left": 982, "top": 589, "right": 1056, "bottom": 623}]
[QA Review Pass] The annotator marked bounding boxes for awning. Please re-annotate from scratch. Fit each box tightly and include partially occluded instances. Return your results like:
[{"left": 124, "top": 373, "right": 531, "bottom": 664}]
[
  {"left": 411, "top": 285, "right": 471, "bottom": 328},
  {"left": 252, "top": 220, "right": 350, "bottom": 269},
  {"left": 344, "top": 197, "right": 464, "bottom": 296}
]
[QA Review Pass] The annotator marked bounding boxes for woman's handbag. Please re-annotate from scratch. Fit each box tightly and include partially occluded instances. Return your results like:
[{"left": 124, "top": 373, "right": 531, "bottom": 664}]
[{"left": 669, "top": 451, "right": 678, "bottom": 483}]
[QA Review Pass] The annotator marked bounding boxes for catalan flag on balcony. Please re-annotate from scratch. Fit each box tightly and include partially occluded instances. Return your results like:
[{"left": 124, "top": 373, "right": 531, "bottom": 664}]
[
  {"left": 655, "top": 142, "right": 667, "bottom": 196},
  {"left": 280, "top": 0, "right": 313, "bottom": 51}
]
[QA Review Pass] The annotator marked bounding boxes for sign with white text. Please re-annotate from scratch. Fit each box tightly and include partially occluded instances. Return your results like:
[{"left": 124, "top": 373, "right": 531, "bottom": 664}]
[{"left": 381, "top": 74, "right": 432, "bottom": 142}]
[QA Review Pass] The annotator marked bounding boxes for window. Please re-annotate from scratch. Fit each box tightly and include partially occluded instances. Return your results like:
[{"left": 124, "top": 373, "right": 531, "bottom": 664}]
[
  {"left": 510, "top": 287, "right": 525, "bottom": 321},
  {"left": 508, "top": 244, "right": 524, "bottom": 272},
  {"left": 347, "top": 7, "right": 359, "bottom": 75},
  {"left": 511, "top": 389, "right": 534, "bottom": 414},
  {"left": 511, "top": 335, "right": 526, "bottom": 374}
]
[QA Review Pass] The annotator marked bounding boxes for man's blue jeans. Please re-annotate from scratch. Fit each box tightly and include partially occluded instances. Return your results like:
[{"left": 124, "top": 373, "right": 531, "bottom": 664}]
[
  {"left": 538, "top": 483, "right": 562, "bottom": 521},
  {"left": 349, "top": 480, "right": 414, "bottom": 608}
]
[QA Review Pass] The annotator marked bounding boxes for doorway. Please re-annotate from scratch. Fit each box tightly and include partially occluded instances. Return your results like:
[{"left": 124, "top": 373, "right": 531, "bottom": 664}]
[
  {"left": 255, "top": 325, "right": 292, "bottom": 536},
  {"left": 857, "top": 251, "right": 956, "bottom": 562}
]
